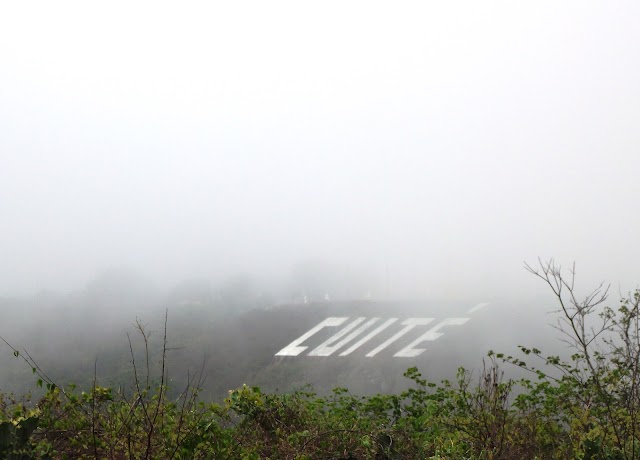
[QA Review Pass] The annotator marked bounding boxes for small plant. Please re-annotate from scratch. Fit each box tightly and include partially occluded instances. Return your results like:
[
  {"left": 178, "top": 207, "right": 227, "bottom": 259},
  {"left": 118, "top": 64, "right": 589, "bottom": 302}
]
[{"left": 493, "top": 259, "right": 640, "bottom": 459}]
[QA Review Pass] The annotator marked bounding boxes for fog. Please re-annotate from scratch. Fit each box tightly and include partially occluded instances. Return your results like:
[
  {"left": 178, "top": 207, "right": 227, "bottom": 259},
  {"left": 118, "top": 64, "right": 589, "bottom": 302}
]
[{"left": 1, "top": 3, "right": 640, "bottom": 323}]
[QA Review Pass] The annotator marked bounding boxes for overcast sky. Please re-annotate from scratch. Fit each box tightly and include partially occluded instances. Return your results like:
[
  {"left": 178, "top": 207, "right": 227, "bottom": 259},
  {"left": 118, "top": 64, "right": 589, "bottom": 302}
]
[{"left": 1, "top": 1, "right": 639, "bottom": 299}]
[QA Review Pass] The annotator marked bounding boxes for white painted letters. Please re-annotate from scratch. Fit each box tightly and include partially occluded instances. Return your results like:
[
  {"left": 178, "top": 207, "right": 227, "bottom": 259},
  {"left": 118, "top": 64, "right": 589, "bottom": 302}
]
[
  {"left": 309, "top": 317, "right": 376, "bottom": 356},
  {"left": 276, "top": 315, "right": 474, "bottom": 358},
  {"left": 365, "top": 318, "right": 435, "bottom": 357},
  {"left": 393, "top": 317, "right": 469, "bottom": 357},
  {"left": 339, "top": 318, "right": 397, "bottom": 356},
  {"left": 275, "top": 317, "right": 348, "bottom": 356}
]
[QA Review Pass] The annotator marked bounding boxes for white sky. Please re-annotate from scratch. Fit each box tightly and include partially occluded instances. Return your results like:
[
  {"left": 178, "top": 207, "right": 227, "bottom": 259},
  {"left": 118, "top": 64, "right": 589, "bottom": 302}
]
[{"left": 1, "top": 1, "right": 640, "bottom": 298}]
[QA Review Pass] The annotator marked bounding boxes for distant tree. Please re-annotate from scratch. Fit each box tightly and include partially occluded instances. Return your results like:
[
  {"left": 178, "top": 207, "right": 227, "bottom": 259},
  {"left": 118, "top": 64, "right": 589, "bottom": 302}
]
[
  {"left": 83, "top": 267, "right": 155, "bottom": 308},
  {"left": 217, "top": 273, "right": 261, "bottom": 313},
  {"left": 166, "top": 278, "right": 213, "bottom": 307}
]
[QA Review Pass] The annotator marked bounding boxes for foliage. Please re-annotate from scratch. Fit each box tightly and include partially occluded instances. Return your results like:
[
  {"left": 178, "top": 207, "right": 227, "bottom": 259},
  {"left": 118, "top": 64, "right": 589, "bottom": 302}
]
[{"left": 492, "top": 259, "right": 640, "bottom": 459}]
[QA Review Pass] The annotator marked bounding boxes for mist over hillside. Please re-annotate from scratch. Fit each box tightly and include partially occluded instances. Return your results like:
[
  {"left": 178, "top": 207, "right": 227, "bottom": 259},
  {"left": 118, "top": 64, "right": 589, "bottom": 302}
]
[
  {"left": 2, "top": 1, "right": 640, "bottom": 406},
  {"left": 0, "top": 264, "right": 564, "bottom": 401}
]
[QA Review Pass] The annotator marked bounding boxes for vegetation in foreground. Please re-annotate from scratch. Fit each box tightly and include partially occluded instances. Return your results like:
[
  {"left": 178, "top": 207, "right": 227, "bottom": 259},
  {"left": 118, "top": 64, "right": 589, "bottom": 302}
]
[{"left": 2, "top": 260, "right": 640, "bottom": 459}]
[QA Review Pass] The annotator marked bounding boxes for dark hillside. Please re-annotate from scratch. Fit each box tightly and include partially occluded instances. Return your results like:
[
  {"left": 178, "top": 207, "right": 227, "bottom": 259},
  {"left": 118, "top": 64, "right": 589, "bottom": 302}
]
[{"left": 163, "top": 298, "right": 553, "bottom": 400}]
